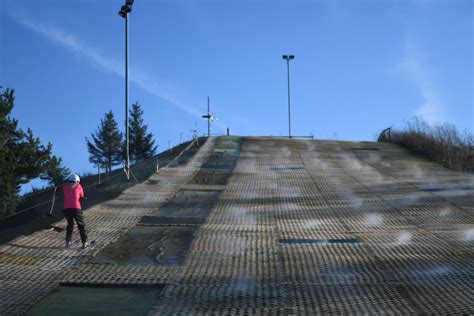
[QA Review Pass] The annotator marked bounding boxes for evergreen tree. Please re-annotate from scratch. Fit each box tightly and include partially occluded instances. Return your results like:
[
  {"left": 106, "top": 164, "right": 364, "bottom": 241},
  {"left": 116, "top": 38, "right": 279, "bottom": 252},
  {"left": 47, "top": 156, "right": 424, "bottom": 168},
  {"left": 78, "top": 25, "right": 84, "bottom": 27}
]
[
  {"left": 40, "top": 155, "right": 71, "bottom": 186},
  {"left": 0, "top": 86, "right": 61, "bottom": 216},
  {"left": 86, "top": 110, "right": 123, "bottom": 174},
  {"left": 0, "top": 87, "right": 19, "bottom": 214},
  {"left": 128, "top": 102, "right": 157, "bottom": 162}
]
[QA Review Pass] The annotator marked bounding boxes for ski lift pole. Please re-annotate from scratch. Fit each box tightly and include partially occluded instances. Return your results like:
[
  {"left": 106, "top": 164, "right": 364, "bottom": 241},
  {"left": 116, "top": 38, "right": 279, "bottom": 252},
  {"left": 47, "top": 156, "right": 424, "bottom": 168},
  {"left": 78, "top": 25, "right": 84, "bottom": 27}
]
[
  {"left": 207, "top": 96, "right": 210, "bottom": 137},
  {"left": 97, "top": 164, "right": 101, "bottom": 185},
  {"left": 202, "top": 96, "right": 217, "bottom": 138}
]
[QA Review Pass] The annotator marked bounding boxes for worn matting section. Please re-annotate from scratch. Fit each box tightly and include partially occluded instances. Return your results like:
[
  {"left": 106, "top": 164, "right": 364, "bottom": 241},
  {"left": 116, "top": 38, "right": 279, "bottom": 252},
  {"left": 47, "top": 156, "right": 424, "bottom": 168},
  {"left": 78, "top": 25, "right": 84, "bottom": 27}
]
[
  {"left": 1, "top": 136, "right": 473, "bottom": 315},
  {"left": 0, "top": 138, "right": 215, "bottom": 315},
  {"left": 148, "top": 138, "right": 473, "bottom": 314}
]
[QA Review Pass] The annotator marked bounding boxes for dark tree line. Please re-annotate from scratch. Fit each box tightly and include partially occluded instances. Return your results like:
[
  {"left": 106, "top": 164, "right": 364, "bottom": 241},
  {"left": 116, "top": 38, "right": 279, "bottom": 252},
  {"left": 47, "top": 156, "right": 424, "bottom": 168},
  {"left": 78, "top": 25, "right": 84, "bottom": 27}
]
[
  {"left": 0, "top": 86, "right": 157, "bottom": 217},
  {"left": 0, "top": 86, "right": 70, "bottom": 216},
  {"left": 86, "top": 102, "right": 157, "bottom": 176}
]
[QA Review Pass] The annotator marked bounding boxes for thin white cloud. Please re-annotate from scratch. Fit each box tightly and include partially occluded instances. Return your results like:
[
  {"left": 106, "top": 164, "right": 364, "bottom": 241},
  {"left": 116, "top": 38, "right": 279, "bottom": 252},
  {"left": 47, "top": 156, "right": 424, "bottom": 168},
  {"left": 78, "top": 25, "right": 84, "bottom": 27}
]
[
  {"left": 10, "top": 12, "right": 205, "bottom": 120},
  {"left": 396, "top": 38, "right": 445, "bottom": 124}
]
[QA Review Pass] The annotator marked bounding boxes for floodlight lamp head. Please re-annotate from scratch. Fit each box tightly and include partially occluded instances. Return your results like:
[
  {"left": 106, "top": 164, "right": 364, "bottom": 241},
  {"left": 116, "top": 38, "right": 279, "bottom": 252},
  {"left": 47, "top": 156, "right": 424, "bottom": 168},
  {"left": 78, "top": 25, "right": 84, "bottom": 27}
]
[
  {"left": 119, "top": 3, "right": 132, "bottom": 18},
  {"left": 289, "top": 55, "right": 295, "bottom": 59},
  {"left": 125, "top": 0, "right": 134, "bottom": 12},
  {"left": 282, "top": 55, "right": 288, "bottom": 59}
]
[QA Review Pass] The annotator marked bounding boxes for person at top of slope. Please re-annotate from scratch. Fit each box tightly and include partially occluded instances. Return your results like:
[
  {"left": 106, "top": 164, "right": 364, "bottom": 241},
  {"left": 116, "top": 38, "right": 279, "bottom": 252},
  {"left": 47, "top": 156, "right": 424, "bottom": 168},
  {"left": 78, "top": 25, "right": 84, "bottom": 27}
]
[{"left": 62, "top": 174, "right": 89, "bottom": 249}]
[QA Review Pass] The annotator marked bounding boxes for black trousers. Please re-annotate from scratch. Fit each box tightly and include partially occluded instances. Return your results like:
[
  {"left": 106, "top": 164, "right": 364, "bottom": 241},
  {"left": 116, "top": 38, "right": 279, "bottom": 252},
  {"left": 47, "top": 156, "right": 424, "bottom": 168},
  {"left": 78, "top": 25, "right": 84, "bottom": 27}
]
[{"left": 63, "top": 208, "right": 88, "bottom": 243}]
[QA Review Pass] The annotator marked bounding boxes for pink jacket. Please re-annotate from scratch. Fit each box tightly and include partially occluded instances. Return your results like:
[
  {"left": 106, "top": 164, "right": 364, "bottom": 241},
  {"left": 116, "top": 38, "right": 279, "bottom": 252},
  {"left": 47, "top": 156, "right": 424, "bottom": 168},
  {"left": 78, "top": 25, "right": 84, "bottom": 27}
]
[{"left": 63, "top": 184, "right": 84, "bottom": 209}]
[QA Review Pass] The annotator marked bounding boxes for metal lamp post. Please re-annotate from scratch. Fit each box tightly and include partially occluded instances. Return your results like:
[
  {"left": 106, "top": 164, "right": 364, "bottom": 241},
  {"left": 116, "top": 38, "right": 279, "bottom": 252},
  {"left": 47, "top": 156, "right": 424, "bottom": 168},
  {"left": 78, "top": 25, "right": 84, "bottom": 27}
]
[
  {"left": 119, "top": 0, "right": 134, "bottom": 180},
  {"left": 282, "top": 54, "right": 294, "bottom": 138}
]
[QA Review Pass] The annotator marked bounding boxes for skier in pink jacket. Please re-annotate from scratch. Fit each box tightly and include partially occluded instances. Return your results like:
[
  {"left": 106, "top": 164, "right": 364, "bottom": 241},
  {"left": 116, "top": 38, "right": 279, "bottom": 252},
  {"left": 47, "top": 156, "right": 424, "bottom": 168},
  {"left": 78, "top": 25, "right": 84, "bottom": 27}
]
[{"left": 63, "top": 174, "right": 89, "bottom": 249}]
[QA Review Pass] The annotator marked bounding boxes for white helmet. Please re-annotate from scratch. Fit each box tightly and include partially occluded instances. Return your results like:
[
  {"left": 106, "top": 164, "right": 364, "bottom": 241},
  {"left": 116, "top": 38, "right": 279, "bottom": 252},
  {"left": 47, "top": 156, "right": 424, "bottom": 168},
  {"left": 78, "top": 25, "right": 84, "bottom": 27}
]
[{"left": 68, "top": 174, "right": 80, "bottom": 184}]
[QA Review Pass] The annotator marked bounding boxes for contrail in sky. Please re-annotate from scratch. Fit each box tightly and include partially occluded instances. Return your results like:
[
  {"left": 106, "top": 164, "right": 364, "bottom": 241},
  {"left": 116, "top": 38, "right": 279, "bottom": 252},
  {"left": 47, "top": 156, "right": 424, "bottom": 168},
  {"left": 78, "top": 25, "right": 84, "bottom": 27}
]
[{"left": 10, "top": 12, "right": 211, "bottom": 121}]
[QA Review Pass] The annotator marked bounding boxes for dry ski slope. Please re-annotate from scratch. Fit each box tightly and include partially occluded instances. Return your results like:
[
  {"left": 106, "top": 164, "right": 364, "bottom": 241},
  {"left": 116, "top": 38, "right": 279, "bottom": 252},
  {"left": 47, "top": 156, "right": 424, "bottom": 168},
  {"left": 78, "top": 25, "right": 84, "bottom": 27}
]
[{"left": 2, "top": 137, "right": 473, "bottom": 314}]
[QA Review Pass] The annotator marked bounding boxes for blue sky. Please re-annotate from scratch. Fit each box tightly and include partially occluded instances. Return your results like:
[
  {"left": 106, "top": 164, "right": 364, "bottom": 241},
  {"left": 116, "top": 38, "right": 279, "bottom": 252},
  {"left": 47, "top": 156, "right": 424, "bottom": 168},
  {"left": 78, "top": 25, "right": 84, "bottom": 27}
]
[{"left": 0, "top": 0, "right": 472, "bottom": 190}]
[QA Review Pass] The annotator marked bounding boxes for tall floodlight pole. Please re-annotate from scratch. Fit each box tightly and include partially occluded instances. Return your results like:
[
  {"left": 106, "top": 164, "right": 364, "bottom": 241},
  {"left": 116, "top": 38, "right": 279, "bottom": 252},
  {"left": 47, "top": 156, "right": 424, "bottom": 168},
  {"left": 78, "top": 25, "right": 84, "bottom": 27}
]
[
  {"left": 119, "top": 0, "right": 134, "bottom": 180},
  {"left": 282, "top": 54, "right": 294, "bottom": 138}
]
